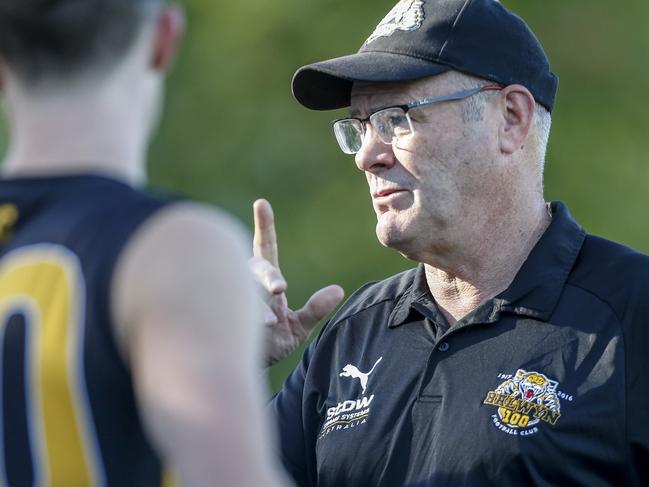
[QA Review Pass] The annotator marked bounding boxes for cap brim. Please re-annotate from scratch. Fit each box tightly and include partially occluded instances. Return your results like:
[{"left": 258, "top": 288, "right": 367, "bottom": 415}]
[{"left": 292, "top": 51, "right": 451, "bottom": 110}]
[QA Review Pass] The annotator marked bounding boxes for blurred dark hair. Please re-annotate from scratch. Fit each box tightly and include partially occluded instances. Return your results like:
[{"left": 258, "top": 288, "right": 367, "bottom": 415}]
[{"left": 0, "top": 0, "right": 162, "bottom": 84}]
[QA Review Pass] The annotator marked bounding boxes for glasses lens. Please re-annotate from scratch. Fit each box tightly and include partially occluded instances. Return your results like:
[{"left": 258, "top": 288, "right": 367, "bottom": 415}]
[
  {"left": 370, "top": 108, "right": 412, "bottom": 144},
  {"left": 333, "top": 119, "right": 364, "bottom": 154}
]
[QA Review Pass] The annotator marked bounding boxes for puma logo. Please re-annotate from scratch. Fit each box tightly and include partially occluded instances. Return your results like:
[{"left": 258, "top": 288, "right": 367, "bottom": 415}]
[{"left": 339, "top": 357, "right": 383, "bottom": 393}]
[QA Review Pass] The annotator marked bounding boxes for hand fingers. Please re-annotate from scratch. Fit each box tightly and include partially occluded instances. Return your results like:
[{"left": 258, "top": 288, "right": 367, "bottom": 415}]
[
  {"left": 252, "top": 199, "right": 279, "bottom": 267},
  {"left": 248, "top": 256, "right": 286, "bottom": 295},
  {"left": 268, "top": 292, "right": 289, "bottom": 326},
  {"left": 296, "top": 285, "right": 344, "bottom": 334},
  {"left": 260, "top": 301, "right": 279, "bottom": 326}
]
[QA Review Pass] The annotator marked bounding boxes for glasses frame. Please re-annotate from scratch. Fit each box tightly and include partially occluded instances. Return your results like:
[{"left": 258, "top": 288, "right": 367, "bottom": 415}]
[{"left": 332, "top": 84, "right": 503, "bottom": 154}]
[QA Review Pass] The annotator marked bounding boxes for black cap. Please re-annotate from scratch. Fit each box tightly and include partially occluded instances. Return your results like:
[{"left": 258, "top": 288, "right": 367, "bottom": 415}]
[{"left": 292, "top": 0, "right": 558, "bottom": 112}]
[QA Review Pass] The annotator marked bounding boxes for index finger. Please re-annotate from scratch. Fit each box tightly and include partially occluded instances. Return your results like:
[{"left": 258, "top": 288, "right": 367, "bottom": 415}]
[{"left": 253, "top": 199, "right": 279, "bottom": 267}]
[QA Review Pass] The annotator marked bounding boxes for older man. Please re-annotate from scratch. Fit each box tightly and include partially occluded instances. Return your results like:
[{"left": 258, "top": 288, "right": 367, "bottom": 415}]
[{"left": 255, "top": 0, "right": 649, "bottom": 485}]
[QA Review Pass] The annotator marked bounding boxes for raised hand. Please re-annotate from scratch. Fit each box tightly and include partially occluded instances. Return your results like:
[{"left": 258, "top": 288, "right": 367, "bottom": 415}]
[{"left": 251, "top": 199, "right": 344, "bottom": 366}]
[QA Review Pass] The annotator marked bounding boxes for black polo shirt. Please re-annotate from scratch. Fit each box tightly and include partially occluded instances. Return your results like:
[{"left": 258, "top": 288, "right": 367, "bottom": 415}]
[{"left": 271, "top": 202, "right": 649, "bottom": 486}]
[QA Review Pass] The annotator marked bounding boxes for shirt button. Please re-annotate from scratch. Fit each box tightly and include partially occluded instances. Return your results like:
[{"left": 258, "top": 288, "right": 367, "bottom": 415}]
[{"left": 438, "top": 342, "right": 450, "bottom": 352}]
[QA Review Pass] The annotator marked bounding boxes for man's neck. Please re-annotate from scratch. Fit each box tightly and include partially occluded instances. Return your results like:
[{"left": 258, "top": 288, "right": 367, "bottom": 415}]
[
  {"left": 424, "top": 201, "right": 551, "bottom": 325},
  {"left": 1, "top": 75, "right": 154, "bottom": 186}
]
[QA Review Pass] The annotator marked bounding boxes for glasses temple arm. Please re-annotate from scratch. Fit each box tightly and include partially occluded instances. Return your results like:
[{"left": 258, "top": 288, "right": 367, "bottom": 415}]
[{"left": 405, "top": 85, "right": 503, "bottom": 110}]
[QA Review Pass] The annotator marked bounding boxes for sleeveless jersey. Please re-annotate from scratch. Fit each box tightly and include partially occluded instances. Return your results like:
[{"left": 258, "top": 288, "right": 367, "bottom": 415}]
[{"left": 0, "top": 174, "right": 175, "bottom": 487}]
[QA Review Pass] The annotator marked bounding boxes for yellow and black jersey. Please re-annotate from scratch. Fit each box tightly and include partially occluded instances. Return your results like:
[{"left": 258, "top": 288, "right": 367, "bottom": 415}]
[{"left": 0, "top": 174, "right": 175, "bottom": 487}]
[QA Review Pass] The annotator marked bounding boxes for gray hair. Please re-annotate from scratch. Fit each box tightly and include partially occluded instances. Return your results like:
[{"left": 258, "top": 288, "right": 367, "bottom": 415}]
[{"left": 447, "top": 71, "right": 552, "bottom": 179}]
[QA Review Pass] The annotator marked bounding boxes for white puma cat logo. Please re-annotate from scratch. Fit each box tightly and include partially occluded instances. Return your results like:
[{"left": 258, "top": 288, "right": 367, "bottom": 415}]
[{"left": 339, "top": 357, "right": 383, "bottom": 393}]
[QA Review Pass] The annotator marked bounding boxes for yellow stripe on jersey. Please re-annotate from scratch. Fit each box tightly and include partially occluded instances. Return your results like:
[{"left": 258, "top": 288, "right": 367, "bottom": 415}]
[
  {"left": 161, "top": 469, "right": 180, "bottom": 487},
  {"left": 0, "top": 245, "right": 102, "bottom": 487}
]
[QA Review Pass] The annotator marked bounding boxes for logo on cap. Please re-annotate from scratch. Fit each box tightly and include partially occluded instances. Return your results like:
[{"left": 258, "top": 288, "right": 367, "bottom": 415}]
[{"left": 365, "top": 0, "right": 425, "bottom": 45}]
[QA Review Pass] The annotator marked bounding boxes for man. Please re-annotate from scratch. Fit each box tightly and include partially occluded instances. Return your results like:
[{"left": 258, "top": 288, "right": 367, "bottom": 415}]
[
  {"left": 0, "top": 1, "right": 288, "bottom": 486},
  {"left": 256, "top": 0, "right": 649, "bottom": 485}
]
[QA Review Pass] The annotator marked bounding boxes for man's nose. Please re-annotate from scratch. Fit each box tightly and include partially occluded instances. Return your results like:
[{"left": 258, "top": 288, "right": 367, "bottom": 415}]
[{"left": 354, "top": 126, "right": 396, "bottom": 173}]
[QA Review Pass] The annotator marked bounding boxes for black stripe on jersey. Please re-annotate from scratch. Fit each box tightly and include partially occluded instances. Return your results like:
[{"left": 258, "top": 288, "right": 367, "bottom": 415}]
[
  {"left": 80, "top": 185, "right": 169, "bottom": 486},
  {"left": 2, "top": 313, "right": 34, "bottom": 487}
]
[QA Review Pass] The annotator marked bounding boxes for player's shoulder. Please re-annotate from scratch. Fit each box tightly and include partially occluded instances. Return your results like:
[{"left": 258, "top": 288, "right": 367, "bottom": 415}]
[
  {"left": 112, "top": 201, "right": 252, "bottom": 331},
  {"left": 116, "top": 201, "right": 252, "bottom": 293},
  {"left": 134, "top": 201, "right": 250, "bottom": 254}
]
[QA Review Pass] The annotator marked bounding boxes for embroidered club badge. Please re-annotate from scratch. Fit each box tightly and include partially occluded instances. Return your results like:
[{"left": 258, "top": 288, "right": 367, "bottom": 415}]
[{"left": 483, "top": 369, "right": 563, "bottom": 436}]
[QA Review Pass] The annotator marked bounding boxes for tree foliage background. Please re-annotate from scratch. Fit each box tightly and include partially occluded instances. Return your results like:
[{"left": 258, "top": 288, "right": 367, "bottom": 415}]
[{"left": 1, "top": 0, "right": 648, "bottom": 391}]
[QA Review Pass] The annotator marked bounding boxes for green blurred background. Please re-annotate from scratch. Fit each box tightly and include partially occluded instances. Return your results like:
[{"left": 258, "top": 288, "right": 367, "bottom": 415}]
[{"left": 2, "top": 0, "right": 648, "bottom": 391}]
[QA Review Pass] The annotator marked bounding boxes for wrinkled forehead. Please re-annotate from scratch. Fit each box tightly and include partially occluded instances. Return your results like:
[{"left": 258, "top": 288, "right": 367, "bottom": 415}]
[{"left": 349, "top": 73, "right": 457, "bottom": 117}]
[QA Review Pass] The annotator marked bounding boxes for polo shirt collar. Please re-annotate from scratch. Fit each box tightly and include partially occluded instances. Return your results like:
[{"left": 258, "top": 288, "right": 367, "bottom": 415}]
[
  {"left": 388, "top": 201, "right": 586, "bottom": 328},
  {"left": 389, "top": 263, "right": 433, "bottom": 328},
  {"left": 496, "top": 201, "right": 586, "bottom": 320}
]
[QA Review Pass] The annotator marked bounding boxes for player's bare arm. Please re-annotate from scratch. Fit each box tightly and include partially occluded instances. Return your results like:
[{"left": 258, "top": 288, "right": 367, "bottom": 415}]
[
  {"left": 251, "top": 199, "right": 345, "bottom": 365},
  {"left": 113, "top": 202, "right": 290, "bottom": 487}
]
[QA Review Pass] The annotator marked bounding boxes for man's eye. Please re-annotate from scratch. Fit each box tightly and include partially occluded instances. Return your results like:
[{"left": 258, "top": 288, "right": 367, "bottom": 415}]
[{"left": 406, "top": 111, "right": 425, "bottom": 123}]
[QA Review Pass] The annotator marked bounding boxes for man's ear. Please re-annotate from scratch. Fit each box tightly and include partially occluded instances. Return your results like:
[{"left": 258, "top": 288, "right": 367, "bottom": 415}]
[
  {"left": 151, "top": 5, "right": 185, "bottom": 72},
  {"left": 497, "top": 84, "right": 536, "bottom": 155}
]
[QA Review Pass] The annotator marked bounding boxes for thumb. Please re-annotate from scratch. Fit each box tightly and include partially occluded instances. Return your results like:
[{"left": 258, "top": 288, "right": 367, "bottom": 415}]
[{"left": 296, "top": 285, "right": 345, "bottom": 333}]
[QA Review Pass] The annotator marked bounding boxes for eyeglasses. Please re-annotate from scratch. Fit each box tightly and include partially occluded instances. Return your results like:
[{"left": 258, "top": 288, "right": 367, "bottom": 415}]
[{"left": 332, "top": 85, "right": 502, "bottom": 155}]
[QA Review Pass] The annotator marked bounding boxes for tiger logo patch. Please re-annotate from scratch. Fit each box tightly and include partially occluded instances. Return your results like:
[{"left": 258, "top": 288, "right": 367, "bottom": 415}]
[
  {"left": 483, "top": 369, "right": 564, "bottom": 437},
  {"left": 365, "top": 0, "right": 425, "bottom": 45}
]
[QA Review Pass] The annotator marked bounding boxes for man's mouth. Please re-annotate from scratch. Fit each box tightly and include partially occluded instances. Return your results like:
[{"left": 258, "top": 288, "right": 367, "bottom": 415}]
[{"left": 372, "top": 188, "right": 405, "bottom": 199}]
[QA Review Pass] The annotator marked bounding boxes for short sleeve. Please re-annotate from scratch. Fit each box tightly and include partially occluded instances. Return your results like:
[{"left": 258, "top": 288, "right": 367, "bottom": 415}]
[{"left": 268, "top": 341, "right": 317, "bottom": 486}]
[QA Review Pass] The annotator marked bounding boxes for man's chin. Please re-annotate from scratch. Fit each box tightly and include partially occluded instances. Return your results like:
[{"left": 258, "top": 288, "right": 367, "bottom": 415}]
[{"left": 376, "top": 222, "right": 410, "bottom": 252}]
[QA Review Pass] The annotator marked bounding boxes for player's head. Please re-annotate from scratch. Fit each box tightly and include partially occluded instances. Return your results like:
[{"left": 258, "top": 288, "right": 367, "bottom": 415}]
[
  {"left": 0, "top": 0, "right": 183, "bottom": 90},
  {"left": 291, "top": 0, "right": 556, "bottom": 259}
]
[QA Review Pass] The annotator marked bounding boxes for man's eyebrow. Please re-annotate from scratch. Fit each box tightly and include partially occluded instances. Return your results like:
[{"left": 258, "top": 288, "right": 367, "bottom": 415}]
[{"left": 349, "top": 102, "right": 402, "bottom": 119}]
